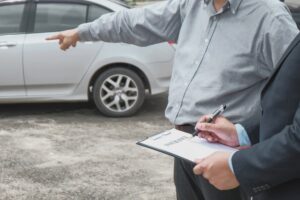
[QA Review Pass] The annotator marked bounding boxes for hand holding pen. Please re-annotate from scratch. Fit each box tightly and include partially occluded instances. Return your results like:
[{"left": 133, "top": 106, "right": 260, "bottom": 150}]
[{"left": 192, "top": 105, "right": 227, "bottom": 137}]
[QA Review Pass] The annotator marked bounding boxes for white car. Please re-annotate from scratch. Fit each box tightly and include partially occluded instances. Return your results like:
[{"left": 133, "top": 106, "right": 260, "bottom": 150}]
[{"left": 0, "top": 0, "right": 174, "bottom": 116}]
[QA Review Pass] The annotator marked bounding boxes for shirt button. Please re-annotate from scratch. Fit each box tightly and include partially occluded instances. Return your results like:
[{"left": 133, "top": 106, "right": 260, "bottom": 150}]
[
  {"left": 184, "top": 82, "right": 188, "bottom": 86},
  {"left": 205, "top": 39, "right": 209, "bottom": 43},
  {"left": 195, "top": 61, "right": 200, "bottom": 65}
]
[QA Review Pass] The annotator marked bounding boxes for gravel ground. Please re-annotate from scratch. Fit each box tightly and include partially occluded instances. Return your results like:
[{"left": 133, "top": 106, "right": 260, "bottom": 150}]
[{"left": 0, "top": 93, "right": 176, "bottom": 200}]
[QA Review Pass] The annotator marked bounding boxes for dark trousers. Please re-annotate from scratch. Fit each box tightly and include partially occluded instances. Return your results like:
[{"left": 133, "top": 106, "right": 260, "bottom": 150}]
[{"left": 174, "top": 125, "right": 245, "bottom": 200}]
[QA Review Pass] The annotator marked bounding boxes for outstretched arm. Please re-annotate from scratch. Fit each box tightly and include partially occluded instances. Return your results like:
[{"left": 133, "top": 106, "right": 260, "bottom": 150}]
[{"left": 47, "top": 0, "right": 188, "bottom": 50}]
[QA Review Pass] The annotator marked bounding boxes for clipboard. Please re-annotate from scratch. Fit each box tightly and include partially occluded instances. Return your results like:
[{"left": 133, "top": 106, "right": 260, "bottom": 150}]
[{"left": 137, "top": 128, "right": 238, "bottom": 163}]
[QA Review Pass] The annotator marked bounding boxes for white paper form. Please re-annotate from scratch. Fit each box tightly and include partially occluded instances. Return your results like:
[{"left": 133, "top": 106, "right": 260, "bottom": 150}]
[{"left": 138, "top": 128, "right": 238, "bottom": 163}]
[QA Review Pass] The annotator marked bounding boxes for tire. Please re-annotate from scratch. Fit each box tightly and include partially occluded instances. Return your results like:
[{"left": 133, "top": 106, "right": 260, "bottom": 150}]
[{"left": 93, "top": 67, "right": 145, "bottom": 117}]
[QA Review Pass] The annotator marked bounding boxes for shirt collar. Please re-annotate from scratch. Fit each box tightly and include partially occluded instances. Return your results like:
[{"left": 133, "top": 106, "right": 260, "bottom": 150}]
[
  {"left": 204, "top": 0, "right": 242, "bottom": 15},
  {"left": 228, "top": 0, "right": 242, "bottom": 14}
]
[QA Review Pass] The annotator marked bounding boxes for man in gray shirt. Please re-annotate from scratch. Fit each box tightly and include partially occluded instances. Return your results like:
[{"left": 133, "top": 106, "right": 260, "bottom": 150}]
[{"left": 47, "top": 0, "right": 299, "bottom": 199}]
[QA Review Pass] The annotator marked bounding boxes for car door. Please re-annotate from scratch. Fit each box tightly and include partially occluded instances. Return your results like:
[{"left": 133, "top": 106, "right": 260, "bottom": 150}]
[
  {"left": 0, "top": 3, "right": 26, "bottom": 97},
  {"left": 23, "top": 1, "right": 106, "bottom": 96}
]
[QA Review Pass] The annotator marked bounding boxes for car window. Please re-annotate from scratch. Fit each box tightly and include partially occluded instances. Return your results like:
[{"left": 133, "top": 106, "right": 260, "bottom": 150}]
[
  {"left": 285, "top": 0, "right": 300, "bottom": 5},
  {"left": 286, "top": 0, "right": 300, "bottom": 28},
  {"left": 0, "top": 4, "right": 25, "bottom": 35},
  {"left": 88, "top": 5, "right": 111, "bottom": 22},
  {"left": 109, "top": 0, "right": 130, "bottom": 8},
  {"left": 34, "top": 3, "right": 87, "bottom": 33}
]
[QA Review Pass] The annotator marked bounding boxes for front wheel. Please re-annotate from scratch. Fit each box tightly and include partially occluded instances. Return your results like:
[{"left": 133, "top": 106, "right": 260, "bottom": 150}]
[{"left": 93, "top": 67, "right": 145, "bottom": 117}]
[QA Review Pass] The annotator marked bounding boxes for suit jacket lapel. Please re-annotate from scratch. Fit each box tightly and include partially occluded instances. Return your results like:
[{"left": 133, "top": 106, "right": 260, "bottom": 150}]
[{"left": 261, "top": 35, "right": 300, "bottom": 97}]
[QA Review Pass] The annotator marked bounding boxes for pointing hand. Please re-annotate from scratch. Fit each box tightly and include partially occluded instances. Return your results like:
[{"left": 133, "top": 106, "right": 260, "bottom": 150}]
[{"left": 46, "top": 29, "right": 80, "bottom": 51}]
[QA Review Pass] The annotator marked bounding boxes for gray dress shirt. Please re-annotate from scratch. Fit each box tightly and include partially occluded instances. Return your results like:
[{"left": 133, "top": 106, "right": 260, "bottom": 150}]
[{"left": 78, "top": 0, "right": 299, "bottom": 125}]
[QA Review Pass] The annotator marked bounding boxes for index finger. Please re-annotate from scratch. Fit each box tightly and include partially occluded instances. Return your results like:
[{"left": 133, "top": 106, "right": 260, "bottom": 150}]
[
  {"left": 199, "top": 132, "right": 219, "bottom": 143},
  {"left": 193, "top": 159, "right": 207, "bottom": 175},
  {"left": 198, "top": 115, "right": 213, "bottom": 123},
  {"left": 196, "top": 122, "right": 218, "bottom": 133},
  {"left": 46, "top": 34, "right": 62, "bottom": 41},
  {"left": 195, "top": 158, "right": 204, "bottom": 164}
]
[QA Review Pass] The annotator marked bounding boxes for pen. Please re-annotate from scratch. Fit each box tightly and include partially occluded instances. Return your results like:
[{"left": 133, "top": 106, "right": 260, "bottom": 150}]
[{"left": 192, "top": 104, "right": 227, "bottom": 137}]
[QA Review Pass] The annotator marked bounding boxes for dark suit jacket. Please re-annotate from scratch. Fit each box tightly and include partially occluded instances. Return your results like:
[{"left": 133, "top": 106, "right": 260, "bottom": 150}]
[{"left": 232, "top": 33, "right": 300, "bottom": 200}]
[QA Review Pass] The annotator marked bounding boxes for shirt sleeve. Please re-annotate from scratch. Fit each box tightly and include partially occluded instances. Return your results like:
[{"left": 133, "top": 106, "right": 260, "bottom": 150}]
[
  {"left": 235, "top": 124, "right": 252, "bottom": 146},
  {"left": 258, "top": 8, "right": 299, "bottom": 74},
  {"left": 228, "top": 124, "right": 251, "bottom": 174},
  {"left": 77, "top": 0, "right": 188, "bottom": 46}
]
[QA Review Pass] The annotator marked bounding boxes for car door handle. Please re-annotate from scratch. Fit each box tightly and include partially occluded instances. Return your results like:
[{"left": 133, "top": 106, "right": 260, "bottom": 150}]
[{"left": 0, "top": 42, "right": 17, "bottom": 47}]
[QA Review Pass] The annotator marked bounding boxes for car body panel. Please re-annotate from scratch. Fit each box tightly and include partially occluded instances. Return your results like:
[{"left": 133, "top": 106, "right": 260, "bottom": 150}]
[
  {"left": 90, "top": 42, "right": 173, "bottom": 83},
  {"left": 72, "top": 42, "right": 173, "bottom": 98},
  {"left": 0, "top": 34, "right": 26, "bottom": 97},
  {"left": 23, "top": 33, "right": 103, "bottom": 96}
]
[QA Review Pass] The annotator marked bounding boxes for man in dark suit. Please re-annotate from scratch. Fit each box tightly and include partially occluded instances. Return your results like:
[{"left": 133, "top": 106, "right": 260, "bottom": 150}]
[{"left": 193, "top": 33, "right": 300, "bottom": 200}]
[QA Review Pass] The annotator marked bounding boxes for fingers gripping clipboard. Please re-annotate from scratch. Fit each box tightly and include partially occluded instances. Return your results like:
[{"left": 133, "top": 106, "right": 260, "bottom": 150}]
[{"left": 137, "top": 128, "right": 238, "bottom": 164}]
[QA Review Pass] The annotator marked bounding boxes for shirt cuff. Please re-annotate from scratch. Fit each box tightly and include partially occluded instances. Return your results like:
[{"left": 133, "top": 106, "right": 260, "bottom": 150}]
[
  {"left": 77, "top": 22, "right": 93, "bottom": 42},
  {"left": 228, "top": 152, "right": 236, "bottom": 174},
  {"left": 235, "top": 124, "right": 251, "bottom": 146}
]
